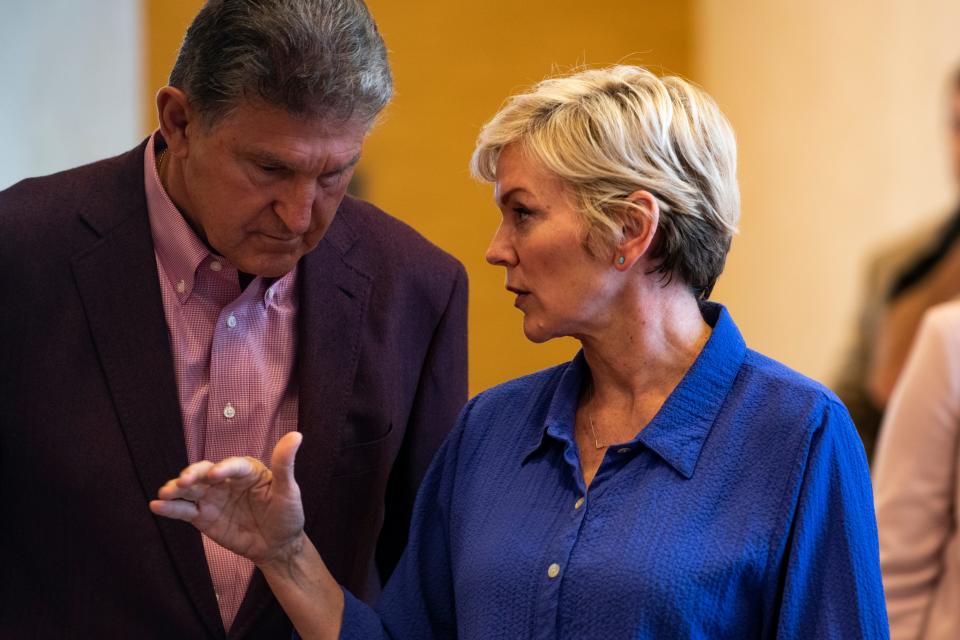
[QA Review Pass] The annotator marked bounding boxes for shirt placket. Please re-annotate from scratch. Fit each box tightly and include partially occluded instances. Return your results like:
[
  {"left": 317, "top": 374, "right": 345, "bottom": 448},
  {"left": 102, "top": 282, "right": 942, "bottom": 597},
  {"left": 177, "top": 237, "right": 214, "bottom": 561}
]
[
  {"left": 206, "top": 299, "right": 247, "bottom": 462},
  {"left": 537, "top": 441, "right": 642, "bottom": 640},
  {"left": 531, "top": 443, "right": 594, "bottom": 640},
  {"left": 205, "top": 314, "right": 244, "bottom": 460},
  {"left": 199, "top": 258, "right": 257, "bottom": 630}
]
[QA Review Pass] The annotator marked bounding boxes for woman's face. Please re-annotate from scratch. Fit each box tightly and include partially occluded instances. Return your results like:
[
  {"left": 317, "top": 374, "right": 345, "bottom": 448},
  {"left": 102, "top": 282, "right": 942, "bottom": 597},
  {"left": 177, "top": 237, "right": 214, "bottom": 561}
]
[{"left": 485, "top": 144, "right": 617, "bottom": 343}]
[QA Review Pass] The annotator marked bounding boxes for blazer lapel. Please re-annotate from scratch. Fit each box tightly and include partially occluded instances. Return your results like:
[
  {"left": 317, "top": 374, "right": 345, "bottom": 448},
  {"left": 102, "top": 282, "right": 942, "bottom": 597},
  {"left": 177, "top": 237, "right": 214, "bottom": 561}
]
[
  {"left": 71, "top": 144, "right": 225, "bottom": 639},
  {"left": 228, "top": 211, "right": 372, "bottom": 638}
]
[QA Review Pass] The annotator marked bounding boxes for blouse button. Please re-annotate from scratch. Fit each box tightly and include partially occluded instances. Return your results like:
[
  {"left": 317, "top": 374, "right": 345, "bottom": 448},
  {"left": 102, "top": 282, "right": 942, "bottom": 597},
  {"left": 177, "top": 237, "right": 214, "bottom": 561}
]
[
  {"left": 547, "top": 563, "right": 560, "bottom": 579},
  {"left": 617, "top": 447, "right": 631, "bottom": 454},
  {"left": 574, "top": 497, "right": 585, "bottom": 510}
]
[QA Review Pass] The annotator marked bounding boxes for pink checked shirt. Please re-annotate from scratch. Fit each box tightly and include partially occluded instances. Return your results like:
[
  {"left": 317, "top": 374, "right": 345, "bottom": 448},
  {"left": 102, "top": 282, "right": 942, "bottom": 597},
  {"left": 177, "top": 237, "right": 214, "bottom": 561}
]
[{"left": 144, "top": 133, "right": 299, "bottom": 631}]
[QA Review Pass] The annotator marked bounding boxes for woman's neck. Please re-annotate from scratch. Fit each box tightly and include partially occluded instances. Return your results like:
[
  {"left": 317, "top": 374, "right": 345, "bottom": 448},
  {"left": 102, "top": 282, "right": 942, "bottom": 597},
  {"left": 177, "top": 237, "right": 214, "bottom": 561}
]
[{"left": 579, "top": 281, "right": 711, "bottom": 413}]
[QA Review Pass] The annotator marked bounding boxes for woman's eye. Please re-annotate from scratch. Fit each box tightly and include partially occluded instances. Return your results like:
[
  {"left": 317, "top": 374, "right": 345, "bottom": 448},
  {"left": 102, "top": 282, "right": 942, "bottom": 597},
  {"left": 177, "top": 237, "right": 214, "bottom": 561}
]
[{"left": 513, "top": 206, "right": 533, "bottom": 222}]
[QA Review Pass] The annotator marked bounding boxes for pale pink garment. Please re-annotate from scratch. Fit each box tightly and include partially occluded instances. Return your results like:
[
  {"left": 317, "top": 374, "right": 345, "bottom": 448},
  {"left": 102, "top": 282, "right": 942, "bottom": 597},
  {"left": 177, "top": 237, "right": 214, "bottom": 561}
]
[
  {"left": 144, "top": 132, "right": 299, "bottom": 631},
  {"left": 875, "top": 299, "right": 960, "bottom": 640}
]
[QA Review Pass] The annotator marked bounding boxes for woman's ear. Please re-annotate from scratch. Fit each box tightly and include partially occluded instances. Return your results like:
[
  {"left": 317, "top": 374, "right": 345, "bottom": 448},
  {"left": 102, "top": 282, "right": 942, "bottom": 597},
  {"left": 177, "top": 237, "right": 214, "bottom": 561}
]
[
  {"left": 156, "top": 86, "right": 195, "bottom": 159},
  {"left": 613, "top": 190, "right": 659, "bottom": 271}
]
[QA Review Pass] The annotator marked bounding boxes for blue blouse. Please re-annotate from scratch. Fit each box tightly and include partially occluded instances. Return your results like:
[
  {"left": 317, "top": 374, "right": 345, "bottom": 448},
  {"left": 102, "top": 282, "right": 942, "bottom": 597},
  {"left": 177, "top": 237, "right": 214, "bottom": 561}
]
[{"left": 340, "top": 303, "right": 889, "bottom": 639}]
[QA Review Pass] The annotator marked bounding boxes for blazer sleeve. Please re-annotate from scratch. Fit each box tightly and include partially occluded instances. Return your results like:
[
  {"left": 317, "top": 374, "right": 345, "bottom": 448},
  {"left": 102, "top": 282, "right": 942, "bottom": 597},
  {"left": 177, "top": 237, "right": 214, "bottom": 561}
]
[
  {"left": 775, "top": 400, "right": 890, "bottom": 639},
  {"left": 874, "top": 304, "right": 960, "bottom": 639},
  {"left": 375, "top": 262, "right": 469, "bottom": 583}
]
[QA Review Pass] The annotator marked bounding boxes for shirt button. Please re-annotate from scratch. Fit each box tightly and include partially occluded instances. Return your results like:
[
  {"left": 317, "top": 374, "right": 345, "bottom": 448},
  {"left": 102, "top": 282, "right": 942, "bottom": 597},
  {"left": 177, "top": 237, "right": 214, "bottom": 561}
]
[
  {"left": 547, "top": 563, "right": 561, "bottom": 579},
  {"left": 226, "top": 314, "right": 237, "bottom": 329},
  {"left": 223, "top": 403, "right": 236, "bottom": 419},
  {"left": 175, "top": 279, "right": 186, "bottom": 294},
  {"left": 574, "top": 497, "right": 585, "bottom": 510},
  {"left": 210, "top": 260, "right": 222, "bottom": 272},
  {"left": 617, "top": 447, "right": 631, "bottom": 454}
]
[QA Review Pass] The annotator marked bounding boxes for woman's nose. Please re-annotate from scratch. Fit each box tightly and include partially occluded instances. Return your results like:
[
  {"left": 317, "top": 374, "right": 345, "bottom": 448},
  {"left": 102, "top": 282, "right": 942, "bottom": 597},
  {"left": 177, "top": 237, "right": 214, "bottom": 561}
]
[{"left": 485, "top": 222, "right": 516, "bottom": 266}]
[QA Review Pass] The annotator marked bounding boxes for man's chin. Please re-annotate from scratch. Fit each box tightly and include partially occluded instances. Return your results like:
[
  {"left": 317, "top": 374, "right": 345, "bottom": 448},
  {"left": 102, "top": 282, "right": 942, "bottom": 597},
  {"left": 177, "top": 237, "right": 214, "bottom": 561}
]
[{"left": 234, "top": 254, "right": 301, "bottom": 279}]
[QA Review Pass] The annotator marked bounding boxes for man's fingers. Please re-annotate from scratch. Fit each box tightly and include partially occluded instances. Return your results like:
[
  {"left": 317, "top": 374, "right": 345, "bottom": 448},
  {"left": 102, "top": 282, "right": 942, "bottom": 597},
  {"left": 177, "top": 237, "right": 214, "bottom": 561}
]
[
  {"left": 271, "top": 431, "right": 303, "bottom": 492},
  {"left": 149, "top": 498, "right": 200, "bottom": 522}
]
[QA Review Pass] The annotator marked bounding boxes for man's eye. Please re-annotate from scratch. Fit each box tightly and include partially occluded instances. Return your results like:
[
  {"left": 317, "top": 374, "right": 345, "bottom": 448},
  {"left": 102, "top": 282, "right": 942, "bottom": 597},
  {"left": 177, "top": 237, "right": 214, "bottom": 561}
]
[
  {"left": 259, "top": 164, "right": 283, "bottom": 173},
  {"left": 319, "top": 171, "right": 345, "bottom": 185}
]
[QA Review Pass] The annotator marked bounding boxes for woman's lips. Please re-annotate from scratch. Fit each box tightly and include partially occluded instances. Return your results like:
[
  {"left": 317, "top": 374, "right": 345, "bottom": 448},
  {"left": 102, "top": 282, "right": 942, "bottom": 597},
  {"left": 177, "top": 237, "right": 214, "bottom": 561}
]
[{"left": 507, "top": 287, "right": 530, "bottom": 308}]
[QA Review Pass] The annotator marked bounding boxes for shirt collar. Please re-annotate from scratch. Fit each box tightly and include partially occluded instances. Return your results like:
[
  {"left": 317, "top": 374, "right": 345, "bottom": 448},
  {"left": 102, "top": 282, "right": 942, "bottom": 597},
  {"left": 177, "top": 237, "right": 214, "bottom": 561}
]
[
  {"left": 522, "top": 302, "right": 747, "bottom": 479},
  {"left": 144, "top": 131, "right": 219, "bottom": 299}
]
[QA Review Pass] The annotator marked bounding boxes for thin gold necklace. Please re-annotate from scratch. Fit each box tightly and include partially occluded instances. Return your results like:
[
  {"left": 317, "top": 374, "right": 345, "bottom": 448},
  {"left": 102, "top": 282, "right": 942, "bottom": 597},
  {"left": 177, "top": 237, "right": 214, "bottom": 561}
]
[{"left": 586, "top": 385, "right": 611, "bottom": 449}]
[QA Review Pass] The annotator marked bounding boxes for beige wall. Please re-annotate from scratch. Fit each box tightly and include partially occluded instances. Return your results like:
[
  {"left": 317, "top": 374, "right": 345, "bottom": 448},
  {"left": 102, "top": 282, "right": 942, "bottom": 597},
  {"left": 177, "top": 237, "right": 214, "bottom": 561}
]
[{"left": 694, "top": 0, "right": 960, "bottom": 383}]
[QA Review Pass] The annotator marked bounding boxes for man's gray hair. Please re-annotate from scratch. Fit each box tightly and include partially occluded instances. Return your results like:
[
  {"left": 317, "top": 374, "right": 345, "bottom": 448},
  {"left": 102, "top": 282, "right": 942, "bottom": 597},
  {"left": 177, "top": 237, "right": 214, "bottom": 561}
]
[{"left": 169, "top": 0, "right": 392, "bottom": 127}]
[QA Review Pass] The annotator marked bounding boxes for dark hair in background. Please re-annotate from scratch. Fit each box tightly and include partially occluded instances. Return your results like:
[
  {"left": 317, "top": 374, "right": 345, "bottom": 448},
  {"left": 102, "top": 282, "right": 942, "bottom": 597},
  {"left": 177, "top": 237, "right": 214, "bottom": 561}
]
[
  {"left": 169, "top": 0, "right": 392, "bottom": 127},
  {"left": 888, "top": 72, "right": 960, "bottom": 299},
  {"left": 888, "top": 207, "right": 960, "bottom": 300}
]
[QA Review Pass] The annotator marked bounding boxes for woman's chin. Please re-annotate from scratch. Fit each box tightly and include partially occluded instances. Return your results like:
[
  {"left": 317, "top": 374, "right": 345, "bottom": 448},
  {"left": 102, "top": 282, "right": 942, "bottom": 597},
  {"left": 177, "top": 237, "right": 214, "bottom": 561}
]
[{"left": 521, "top": 319, "right": 555, "bottom": 344}]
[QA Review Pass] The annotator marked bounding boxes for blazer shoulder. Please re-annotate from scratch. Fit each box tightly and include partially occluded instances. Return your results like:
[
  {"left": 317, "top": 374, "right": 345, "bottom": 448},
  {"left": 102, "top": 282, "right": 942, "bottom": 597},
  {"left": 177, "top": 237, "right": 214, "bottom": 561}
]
[
  {"left": 335, "top": 195, "right": 465, "bottom": 280},
  {"left": 0, "top": 143, "right": 146, "bottom": 244}
]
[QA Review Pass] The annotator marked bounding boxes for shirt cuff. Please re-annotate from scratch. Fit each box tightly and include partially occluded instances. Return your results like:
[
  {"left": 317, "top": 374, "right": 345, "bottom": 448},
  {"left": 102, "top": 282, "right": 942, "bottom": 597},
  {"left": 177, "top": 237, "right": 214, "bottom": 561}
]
[{"left": 338, "top": 587, "right": 386, "bottom": 640}]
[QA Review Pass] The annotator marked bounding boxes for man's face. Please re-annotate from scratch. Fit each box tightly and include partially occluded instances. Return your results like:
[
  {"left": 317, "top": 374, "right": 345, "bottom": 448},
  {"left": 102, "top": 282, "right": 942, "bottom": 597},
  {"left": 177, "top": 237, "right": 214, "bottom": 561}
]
[{"left": 174, "top": 101, "right": 368, "bottom": 277}]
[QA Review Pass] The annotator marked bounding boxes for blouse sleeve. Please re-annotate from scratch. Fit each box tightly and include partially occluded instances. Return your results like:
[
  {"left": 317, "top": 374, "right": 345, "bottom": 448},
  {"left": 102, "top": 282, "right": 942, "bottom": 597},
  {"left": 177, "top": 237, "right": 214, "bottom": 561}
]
[
  {"left": 873, "top": 305, "right": 960, "bottom": 639},
  {"left": 337, "top": 397, "right": 477, "bottom": 640},
  {"left": 775, "top": 400, "right": 889, "bottom": 639}
]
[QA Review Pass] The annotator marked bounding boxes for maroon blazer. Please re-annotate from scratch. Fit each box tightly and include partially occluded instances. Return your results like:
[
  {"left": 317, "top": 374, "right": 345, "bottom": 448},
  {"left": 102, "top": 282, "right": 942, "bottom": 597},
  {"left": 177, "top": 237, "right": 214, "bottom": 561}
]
[{"left": 0, "top": 140, "right": 468, "bottom": 638}]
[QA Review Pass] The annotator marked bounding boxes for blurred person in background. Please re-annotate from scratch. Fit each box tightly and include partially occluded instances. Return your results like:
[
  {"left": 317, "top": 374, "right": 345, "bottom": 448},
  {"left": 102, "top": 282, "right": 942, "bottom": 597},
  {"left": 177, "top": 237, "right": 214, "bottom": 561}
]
[
  {"left": 874, "top": 299, "right": 960, "bottom": 639},
  {"left": 152, "top": 65, "right": 889, "bottom": 639},
  {"left": 0, "top": 0, "right": 467, "bottom": 637},
  {"left": 836, "top": 67, "right": 960, "bottom": 462}
]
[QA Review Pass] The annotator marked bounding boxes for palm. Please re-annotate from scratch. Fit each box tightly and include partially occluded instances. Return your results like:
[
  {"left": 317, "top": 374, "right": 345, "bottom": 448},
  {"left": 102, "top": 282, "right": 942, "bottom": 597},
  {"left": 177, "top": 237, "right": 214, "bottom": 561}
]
[
  {"left": 193, "top": 462, "right": 304, "bottom": 562},
  {"left": 151, "top": 432, "right": 306, "bottom": 565}
]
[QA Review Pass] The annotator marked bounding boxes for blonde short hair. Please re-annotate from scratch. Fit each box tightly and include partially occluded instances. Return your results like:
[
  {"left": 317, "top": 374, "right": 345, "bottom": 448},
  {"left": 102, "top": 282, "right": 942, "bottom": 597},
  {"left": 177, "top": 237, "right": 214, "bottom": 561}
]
[{"left": 471, "top": 65, "right": 739, "bottom": 299}]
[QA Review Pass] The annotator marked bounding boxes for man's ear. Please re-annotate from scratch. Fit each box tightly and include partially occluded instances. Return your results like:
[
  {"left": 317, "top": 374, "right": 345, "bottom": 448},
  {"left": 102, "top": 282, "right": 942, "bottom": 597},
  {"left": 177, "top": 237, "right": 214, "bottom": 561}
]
[
  {"left": 156, "top": 86, "right": 195, "bottom": 159},
  {"left": 613, "top": 190, "right": 660, "bottom": 271}
]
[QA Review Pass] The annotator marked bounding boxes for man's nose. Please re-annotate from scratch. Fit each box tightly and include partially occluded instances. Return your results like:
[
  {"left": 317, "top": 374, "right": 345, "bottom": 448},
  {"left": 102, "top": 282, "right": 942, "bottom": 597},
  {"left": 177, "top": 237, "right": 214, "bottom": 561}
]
[{"left": 273, "top": 179, "right": 315, "bottom": 234}]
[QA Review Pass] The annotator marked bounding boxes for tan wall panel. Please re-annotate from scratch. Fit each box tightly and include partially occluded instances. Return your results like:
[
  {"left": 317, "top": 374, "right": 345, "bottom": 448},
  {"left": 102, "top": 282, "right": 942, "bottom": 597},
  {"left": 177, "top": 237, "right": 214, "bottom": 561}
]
[{"left": 694, "top": 0, "right": 960, "bottom": 384}]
